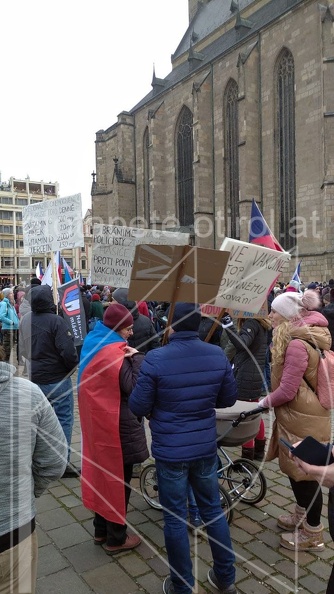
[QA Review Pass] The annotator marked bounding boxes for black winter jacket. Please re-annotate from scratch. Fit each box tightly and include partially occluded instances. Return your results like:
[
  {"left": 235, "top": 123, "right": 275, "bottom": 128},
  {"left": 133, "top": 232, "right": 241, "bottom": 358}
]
[
  {"left": 128, "top": 309, "right": 160, "bottom": 353},
  {"left": 19, "top": 285, "right": 78, "bottom": 384},
  {"left": 322, "top": 303, "right": 334, "bottom": 351},
  {"left": 119, "top": 352, "right": 149, "bottom": 464},
  {"left": 226, "top": 318, "right": 270, "bottom": 401}
]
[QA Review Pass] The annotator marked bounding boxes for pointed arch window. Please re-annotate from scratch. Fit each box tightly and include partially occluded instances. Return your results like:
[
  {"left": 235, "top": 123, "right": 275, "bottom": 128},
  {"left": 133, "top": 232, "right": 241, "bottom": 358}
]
[
  {"left": 143, "top": 127, "right": 150, "bottom": 226},
  {"left": 176, "top": 106, "right": 194, "bottom": 227},
  {"left": 224, "top": 79, "right": 240, "bottom": 239},
  {"left": 276, "top": 48, "right": 296, "bottom": 251}
]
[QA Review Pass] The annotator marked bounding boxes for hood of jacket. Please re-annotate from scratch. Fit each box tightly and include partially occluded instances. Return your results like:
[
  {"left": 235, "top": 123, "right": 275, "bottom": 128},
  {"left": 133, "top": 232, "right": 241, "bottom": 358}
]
[
  {"left": 28, "top": 285, "right": 57, "bottom": 314},
  {"left": 289, "top": 310, "right": 331, "bottom": 351},
  {"left": 111, "top": 288, "right": 139, "bottom": 319}
]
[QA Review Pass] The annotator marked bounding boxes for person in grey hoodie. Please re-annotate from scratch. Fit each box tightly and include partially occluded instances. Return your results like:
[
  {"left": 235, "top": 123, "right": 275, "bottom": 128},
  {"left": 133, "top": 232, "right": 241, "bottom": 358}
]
[{"left": 0, "top": 345, "right": 67, "bottom": 593}]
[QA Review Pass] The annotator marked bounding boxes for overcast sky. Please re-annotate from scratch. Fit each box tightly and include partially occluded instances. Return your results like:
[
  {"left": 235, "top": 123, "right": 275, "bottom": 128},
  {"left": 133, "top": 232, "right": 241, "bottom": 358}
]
[{"left": 1, "top": 0, "right": 189, "bottom": 215}]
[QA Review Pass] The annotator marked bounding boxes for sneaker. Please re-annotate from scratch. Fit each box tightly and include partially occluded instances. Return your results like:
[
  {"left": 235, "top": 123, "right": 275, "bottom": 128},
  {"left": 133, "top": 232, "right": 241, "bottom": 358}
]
[
  {"left": 104, "top": 534, "right": 141, "bottom": 555},
  {"left": 280, "top": 521, "right": 324, "bottom": 551},
  {"left": 277, "top": 504, "right": 306, "bottom": 530},
  {"left": 162, "top": 576, "right": 175, "bottom": 594},
  {"left": 61, "top": 464, "right": 81, "bottom": 478},
  {"left": 207, "top": 569, "right": 238, "bottom": 593},
  {"left": 189, "top": 514, "right": 204, "bottom": 530}
]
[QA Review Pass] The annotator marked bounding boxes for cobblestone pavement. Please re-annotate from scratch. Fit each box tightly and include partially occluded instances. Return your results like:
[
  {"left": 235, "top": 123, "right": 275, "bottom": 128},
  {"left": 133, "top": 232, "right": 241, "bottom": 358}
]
[{"left": 33, "top": 373, "right": 333, "bottom": 594}]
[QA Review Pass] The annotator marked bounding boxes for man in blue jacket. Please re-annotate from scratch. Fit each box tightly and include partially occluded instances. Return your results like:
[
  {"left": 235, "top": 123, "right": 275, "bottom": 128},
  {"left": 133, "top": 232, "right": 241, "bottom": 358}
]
[{"left": 129, "top": 302, "right": 238, "bottom": 594}]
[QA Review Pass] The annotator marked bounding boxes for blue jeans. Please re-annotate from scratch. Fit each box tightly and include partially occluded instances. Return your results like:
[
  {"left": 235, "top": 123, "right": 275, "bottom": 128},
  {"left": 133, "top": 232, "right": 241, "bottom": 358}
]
[
  {"left": 38, "top": 378, "right": 74, "bottom": 461},
  {"left": 187, "top": 484, "right": 200, "bottom": 519},
  {"left": 156, "top": 456, "right": 235, "bottom": 594}
]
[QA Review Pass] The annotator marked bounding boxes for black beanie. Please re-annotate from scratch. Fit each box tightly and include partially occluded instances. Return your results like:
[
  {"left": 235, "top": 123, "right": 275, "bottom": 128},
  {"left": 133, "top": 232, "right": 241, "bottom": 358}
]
[{"left": 171, "top": 302, "right": 201, "bottom": 332}]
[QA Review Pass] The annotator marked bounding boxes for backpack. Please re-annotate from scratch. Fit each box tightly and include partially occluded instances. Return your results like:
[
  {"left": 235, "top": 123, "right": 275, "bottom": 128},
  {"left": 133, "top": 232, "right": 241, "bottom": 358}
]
[{"left": 301, "top": 340, "right": 334, "bottom": 410}]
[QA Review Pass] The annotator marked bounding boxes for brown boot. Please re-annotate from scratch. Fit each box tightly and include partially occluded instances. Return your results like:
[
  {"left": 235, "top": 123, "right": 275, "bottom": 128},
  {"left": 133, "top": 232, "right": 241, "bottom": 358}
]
[
  {"left": 241, "top": 447, "right": 254, "bottom": 460},
  {"left": 277, "top": 504, "right": 306, "bottom": 530},
  {"left": 254, "top": 439, "right": 266, "bottom": 461},
  {"left": 280, "top": 520, "right": 324, "bottom": 551}
]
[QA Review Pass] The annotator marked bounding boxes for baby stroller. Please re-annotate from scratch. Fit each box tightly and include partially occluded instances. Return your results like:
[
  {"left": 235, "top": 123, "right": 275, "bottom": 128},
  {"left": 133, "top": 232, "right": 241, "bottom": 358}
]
[{"left": 140, "top": 402, "right": 267, "bottom": 524}]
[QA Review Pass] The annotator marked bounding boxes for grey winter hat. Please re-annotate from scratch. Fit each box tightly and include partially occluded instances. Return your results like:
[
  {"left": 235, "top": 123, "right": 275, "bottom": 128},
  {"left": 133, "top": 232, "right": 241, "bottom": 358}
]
[{"left": 2, "top": 288, "right": 12, "bottom": 297}]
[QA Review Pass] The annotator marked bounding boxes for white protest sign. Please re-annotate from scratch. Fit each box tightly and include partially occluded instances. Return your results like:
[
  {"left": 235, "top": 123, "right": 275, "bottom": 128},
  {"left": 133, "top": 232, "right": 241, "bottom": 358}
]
[
  {"left": 22, "top": 194, "right": 84, "bottom": 255},
  {"left": 213, "top": 238, "right": 291, "bottom": 314},
  {"left": 92, "top": 224, "right": 190, "bottom": 287}
]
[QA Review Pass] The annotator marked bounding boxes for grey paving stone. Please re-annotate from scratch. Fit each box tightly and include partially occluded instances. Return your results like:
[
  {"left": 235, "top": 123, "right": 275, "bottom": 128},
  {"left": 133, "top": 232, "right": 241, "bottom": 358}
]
[
  {"left": 37, "top": 507, "right": 76, "bottom": 531},
  {"left": 83, "top": 562, "right": 138, "bottom": 594},
  {"left": 70, "top": 505, "right": 94, "bottom": 522},
  {"left": 48, "top": 485, "right": 71, "bottom": 497},
  {"left": 36, "top": 525, "right": 51, "bottom": 547},
  {"left": 136, "top": 571, "right": 164, "bottom": 594},
  {"left": 37, "top": 544, "right": 69, "bottom": 577},
  {"left": 62, "top": 540, "right": 112, "bottom": 573},
  {"left": 298, "top": 574, "right": 329, "bottom": 593},
  {"left": 265, "top": 573, "right": 300, "bottom": 593},
  {"left": 243, "top": 541, "right": 283, "bottom": 565},
  {"left": 36, "top": 567, "right": 93, "bottom": 594},
  {"left": 48, "top": 523, "right": 92, "bottom": 549},
  {"left": 146, "top": 554, "right": 169, "bottom": 576},
  {"left": 118, "top": 553, "right": 151, "bottom": 577},
  {"left": 308, "top": 559, "right": 332, "bottom": 580},
  {"left": 36, "top": 493, "right": 61, "bottom": 513},
  {"left": 237, "top": 577, "right": 273, "bottom": 593},
  {"left": 59, "top": 494, "right": 82, "bottom": 508},
  {"left": 139, "top": 521, "right": 165, "bottom": 549}
]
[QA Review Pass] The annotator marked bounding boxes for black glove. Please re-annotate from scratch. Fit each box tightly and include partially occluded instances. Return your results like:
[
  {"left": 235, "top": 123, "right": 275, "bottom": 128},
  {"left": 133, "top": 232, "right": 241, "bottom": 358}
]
[{"left": 221, "top": 314, "right": 234, "bottom": 329}]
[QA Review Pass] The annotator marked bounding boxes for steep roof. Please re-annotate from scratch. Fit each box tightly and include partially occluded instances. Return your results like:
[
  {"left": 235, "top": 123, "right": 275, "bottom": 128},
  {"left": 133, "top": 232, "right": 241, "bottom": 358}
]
[{"left": 127, "top": 0, "right": 302, "bottom": 114}]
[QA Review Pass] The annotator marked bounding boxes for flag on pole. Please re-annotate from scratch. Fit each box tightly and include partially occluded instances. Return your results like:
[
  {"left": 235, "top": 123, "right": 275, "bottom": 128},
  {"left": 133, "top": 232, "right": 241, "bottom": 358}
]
[
  {"left": 62, "top": 258, "right": 73, "bottom": 283},
  {"left": 291, "top": 261, "right": 301, "bottom": 284},
  {"left": 35, "top": 262, "right": 44, "bottom": 280},
  {"left": 41, "top": 262, "right": 52, "bottom": 287},
  {"left": 249, "top": 199, "right": 284, "bottom": 252},
  {"left": 55, "top": 251, "right": 62, "bottom": 285}
]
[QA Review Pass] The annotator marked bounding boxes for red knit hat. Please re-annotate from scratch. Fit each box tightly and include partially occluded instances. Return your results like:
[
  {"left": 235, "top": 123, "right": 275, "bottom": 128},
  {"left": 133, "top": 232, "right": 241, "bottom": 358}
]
[
  {"left": 103, "top": 303, "right": 133, "bottom": 331},
  {"left": 91, "top": 293, "right": 100, "bottom": 301}
]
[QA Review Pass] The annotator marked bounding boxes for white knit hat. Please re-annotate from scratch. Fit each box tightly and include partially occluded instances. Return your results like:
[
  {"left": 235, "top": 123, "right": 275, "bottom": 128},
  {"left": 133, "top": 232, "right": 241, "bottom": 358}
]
[{"left": 271, "top": 290, "right": 320, "bottom": 320}]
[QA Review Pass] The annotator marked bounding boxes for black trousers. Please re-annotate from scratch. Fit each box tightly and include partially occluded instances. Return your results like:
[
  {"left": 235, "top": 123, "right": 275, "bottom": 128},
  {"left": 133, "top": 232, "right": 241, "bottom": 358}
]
[
  {"left": 93, "top": 464, "right": 133, "bottom": 546},
  {"left": 289, "top": 477, "right": 323, "bottom": 526}
]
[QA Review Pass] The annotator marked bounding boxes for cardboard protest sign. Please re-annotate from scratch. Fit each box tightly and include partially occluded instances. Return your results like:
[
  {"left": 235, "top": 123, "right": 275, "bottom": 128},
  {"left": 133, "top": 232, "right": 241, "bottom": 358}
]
[
  {"left": 128, "top": 244, "right": 230, "bottom": 304},
  {"left": 58, "top": 278, "right": 87, "bottom": 346},
  {"left": 213, "top": 238, "right": 290, "bottom": 314},
  {"left": 22, "top": 194, "right": 84, "bottom": 255},
  {"left": 91, "top": 224, "right": 189, "bottom": 286},
  {"left": 200, "top": 300, "right": 268, "bottom": 319}
]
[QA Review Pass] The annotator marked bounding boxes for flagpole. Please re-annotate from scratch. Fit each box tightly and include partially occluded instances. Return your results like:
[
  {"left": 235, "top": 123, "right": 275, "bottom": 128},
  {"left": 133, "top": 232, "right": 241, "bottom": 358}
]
[{"left": 51, "top": 252, "right": 58, "bottom": 311}]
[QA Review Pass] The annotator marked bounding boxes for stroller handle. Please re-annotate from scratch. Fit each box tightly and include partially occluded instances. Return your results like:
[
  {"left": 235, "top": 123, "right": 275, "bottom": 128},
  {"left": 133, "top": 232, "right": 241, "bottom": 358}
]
[{"left": 231, "top": 406, "right": 269, "bottom": 428}]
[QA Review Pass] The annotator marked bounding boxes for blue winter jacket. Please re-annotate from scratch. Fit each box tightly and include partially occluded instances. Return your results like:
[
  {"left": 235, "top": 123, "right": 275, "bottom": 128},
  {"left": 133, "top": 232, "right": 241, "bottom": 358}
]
[
  {"left": 0, "top": 298, "right": 19, "bottom": 330},
  {"left": 129, "top": 330, "right": 238, "bottom": 462}
]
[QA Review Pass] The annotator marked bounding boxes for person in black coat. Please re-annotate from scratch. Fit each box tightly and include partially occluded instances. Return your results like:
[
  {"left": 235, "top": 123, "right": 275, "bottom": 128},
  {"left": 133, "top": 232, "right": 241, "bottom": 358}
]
[
  {"left": 223, "top": 315, "right": 271, "bottom": 460},
  {"left": 112, "top": 288, "right": 160, "bottom": 353},
  {"left": 322, "top": 289, "right": 334, "bottom": 351}
]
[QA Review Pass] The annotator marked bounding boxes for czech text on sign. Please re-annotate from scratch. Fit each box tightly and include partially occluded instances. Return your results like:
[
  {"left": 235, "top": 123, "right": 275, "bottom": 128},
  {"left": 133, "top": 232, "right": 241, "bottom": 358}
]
[
  {"left": 92, "top": 224, "right": 190, "bottom": 287},
  {"left": 213, "top": 238, "right": 290, "bottom": 314},
  {"left": 200, "top": 301, "right": 268, "bottom": 319},
  {"left": 58, "top": 279, "right": 87, "bottom": 346},
  {"left": 22, "top": 194, "right": 84, "bottom": 255},
  {"left": 128, "top": 244, "right": 231, "bottom": 304}
]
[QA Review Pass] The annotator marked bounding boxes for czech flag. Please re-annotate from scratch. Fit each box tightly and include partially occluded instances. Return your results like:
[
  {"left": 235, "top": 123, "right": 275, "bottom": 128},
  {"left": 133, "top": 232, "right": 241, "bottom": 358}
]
[
  {"left": 35, "top": 262, "right": 44, "bottom": 280},
  {"left": 55, "top": 251, "right": 62, "bottom": 285},
  {"left": 249, "top": 199, "right": 284, "bottom": 252},
  {"left": 291, "top": 261, "right": 301, "bottom": 284}
]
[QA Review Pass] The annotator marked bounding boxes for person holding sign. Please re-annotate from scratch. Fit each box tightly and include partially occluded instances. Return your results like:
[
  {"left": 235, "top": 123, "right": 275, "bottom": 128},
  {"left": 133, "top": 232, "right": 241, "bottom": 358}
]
[
  {"left": 129, "top": 303, "right": 238, "bottom": 594},
  {"left": 260, "top": 290, "right": 331, "bottom": 551}
]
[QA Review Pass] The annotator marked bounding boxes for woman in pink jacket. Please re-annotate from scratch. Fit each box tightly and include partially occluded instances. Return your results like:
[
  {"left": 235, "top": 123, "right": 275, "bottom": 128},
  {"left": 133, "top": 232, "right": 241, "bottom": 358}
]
[{"left": 261, "top": 290, "right": 331, "bottom": 551}]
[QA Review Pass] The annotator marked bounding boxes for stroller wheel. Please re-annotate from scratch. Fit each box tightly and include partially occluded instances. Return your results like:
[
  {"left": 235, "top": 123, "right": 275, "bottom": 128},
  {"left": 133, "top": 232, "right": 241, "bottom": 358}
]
[
  {"left": 140, "top": 463, "right": 162, "bottom": 510},
  {"left": 219, "top": 486, "right": 233, "bottom": 524},
  {"left": 226, "top": 458, "right": 267, "bottom": 505}
]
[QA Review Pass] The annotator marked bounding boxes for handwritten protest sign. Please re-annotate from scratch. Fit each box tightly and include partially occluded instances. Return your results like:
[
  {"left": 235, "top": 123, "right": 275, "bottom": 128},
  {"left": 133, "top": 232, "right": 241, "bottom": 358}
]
[
  {"left": 212, "top": 238, "right": 290, "bottom": 314},
  {"left": 200, "top": 301, "right": 268, "bottom": 319},
  {"left": 92, "top": 224, "right": 190, "bottom": 287},
  {"left": 22, "top": 194, "right": 84, "bottom": 255},
  {"left": 128, "top": 244, "right": 230, "bottom": 303}
]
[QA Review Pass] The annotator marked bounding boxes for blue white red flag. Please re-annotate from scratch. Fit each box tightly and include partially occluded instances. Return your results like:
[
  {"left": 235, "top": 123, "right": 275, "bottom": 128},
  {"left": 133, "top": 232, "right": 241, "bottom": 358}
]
[
  {"left": 55, "top": 251, "right": 62, "bottom": 285},
  {"left": 35, "top": 262, "right": 44, "bottom": 280},
  {"left": 62, "top": 257, "right": 73, "bottom": 283},
  {"left": 249, "top": 199, "right": 284, "bottom": 252},
  {"left": 291, "top": 261, "right": 301, "bottom": 284}
]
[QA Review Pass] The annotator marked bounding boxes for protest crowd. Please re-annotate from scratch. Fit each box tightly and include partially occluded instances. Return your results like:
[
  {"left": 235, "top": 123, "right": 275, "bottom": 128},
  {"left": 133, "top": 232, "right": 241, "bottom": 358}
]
[{"left": 2, "top": 270, "right": 334, "bottom": 594}]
